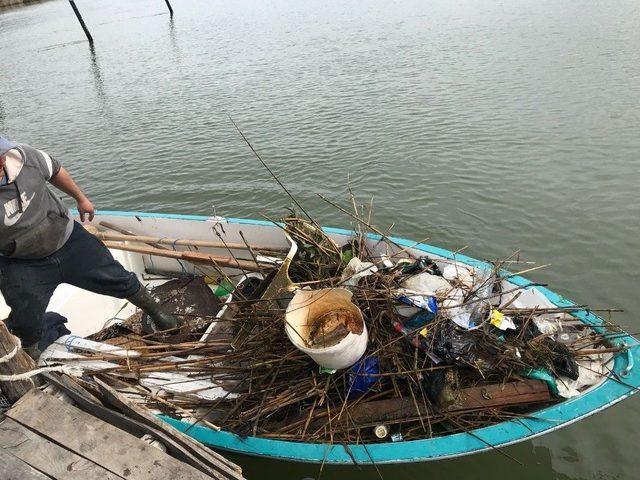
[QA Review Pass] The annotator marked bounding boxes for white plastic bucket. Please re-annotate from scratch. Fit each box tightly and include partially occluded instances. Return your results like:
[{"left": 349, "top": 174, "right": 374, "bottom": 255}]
[{"left": 285, "top": 288, "right": 368, "bottom": 370}]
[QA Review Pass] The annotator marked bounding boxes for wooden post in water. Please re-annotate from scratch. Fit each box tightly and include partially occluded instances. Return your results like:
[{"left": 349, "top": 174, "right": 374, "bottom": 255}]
[
  {"left": 68, "top": 0, "right": 94, "bottom": 45},
  {"left": 0, "top": 320, "right": 36, "bottom": 403},
  {"left": 164, "top": 0, "right": 174, "bottom": 16}
]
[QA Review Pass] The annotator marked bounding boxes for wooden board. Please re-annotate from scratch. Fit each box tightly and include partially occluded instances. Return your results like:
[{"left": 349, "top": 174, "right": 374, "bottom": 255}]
[
  {"left": 0, "top": 448, "right": 52, "bottom": 480},
  {"left": 6, "top": 390, "right": 213, "bottom": 480},
  {"left": 349, "top": 380, "right": 551, "bottom": 425},
  {"left": 444, "top": 379, "right": 551, "bottom": 411},
  {"left": 0, "top": 418, "right": 121, "bottom": 480},
  {"left": 42, "top": 373, "right": 242, "bottom": 480},
  {"left": 94, "top": 378, "right": 244, "bottom": 479}
]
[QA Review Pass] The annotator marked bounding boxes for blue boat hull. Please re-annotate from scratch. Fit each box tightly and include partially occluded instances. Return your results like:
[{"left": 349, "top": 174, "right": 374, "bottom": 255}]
[{"left": 99, "top": 210, "right": 640, "bottom": 464}]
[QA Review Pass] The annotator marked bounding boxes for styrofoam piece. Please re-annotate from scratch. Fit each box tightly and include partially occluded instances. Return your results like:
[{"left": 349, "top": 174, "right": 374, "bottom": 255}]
[
  {"left": 55, "top": 335, "right": 141, "bottom": 358},
  {"left": 140, "top": 371, "right": 238, "bottom": 401}
]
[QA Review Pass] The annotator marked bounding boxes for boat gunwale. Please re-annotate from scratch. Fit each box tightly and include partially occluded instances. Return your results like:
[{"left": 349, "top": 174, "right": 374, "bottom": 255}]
[{"left": 94, "top": 210, "right": 640, "bottom": 464}]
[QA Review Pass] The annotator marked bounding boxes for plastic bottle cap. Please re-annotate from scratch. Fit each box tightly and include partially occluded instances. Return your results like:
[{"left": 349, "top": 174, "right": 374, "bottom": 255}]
[{"left": 374, "top": 425, "right": 389, "bottom": 438}]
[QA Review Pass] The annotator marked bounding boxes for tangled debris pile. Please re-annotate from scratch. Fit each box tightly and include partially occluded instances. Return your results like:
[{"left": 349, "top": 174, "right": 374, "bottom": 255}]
[{"left": 39, "top": 206, "right": 624, "bottom": 445}]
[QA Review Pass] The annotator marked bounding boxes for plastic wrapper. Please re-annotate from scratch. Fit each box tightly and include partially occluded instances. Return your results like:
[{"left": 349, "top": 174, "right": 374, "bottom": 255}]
[{"left": 347, "top": 356, "right": 380, "bottom": 398}]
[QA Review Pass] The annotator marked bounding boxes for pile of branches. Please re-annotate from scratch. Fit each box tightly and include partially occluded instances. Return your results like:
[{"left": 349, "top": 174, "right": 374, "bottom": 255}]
[{"left": 79, "top": 205, "right": 622, "bottom": 446}]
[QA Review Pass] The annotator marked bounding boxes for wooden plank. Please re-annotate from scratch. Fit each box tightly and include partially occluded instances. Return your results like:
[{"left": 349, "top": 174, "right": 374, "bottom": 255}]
[
  {"left": 0, "top": 418, "right": 121, "bottom": 480},
  {"left": 349, "top": 380, "right": 550, "bottom": 425},
  {"left": 93, "top": 228, "right": 287, "bottom": 253},
  {"left": 6, "top": 390, "right": 213, "bottom": 480},
  {"left": 40, "top": 373, "right": 236, "bottom": 480},
  {"left": 94, "top": 378, "right": 244, "bottom": 479},
  {"left": 0, "top": 448, "right": 52, "bottom": 480},
  {"left": 445, "top": 379, "right": 551, "bottom": 411},
  {"left": 102, "top": 241, "right": 266, "bottom": 272}
]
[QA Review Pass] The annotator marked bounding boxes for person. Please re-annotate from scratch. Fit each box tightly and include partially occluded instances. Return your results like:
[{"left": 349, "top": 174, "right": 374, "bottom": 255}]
[{"left": 0, "top": 135, "right": 178, "bottom": 358}]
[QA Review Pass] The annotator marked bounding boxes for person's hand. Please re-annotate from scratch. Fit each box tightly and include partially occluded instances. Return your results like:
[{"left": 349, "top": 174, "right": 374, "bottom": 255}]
[{"left": 77, "top": 197, "right": 95, "bottom": 222}]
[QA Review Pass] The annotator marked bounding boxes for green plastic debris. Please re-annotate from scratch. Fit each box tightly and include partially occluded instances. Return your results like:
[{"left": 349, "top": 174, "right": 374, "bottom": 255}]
[
  {"left": 341, "top": 248, "right": 355, "bottom": 265},
  {"left": 213, "top": 279, "right": 235, "bottom": 297},
  {"left": 319, "top": 365, "right": 337, "bottom": 375},
  {"left": 521, "top": 367, "right": 559, "bottom": 396}
]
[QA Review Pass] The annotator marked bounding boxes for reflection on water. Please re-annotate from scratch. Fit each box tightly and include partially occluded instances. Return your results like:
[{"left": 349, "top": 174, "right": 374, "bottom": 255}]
[
  {"left": 168, "top": 15, "right": 181, "bottom": 63},
  {"left": 225, "top": 440, "right": 587, "bottom": 480},
  {"left": 88, "top": 44, "right": 106, "bottom": 103}
]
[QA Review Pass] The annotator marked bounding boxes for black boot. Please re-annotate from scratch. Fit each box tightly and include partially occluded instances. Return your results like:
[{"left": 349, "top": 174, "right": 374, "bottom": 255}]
[{"left": 127, "top": 287, "right": 179, "bottom": 333}]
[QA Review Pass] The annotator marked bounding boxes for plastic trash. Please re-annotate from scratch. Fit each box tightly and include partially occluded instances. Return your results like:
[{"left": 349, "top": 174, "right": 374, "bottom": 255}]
[
  {"left": 347, "top": 356, "right": 380, "bottom": 398},
  {"left": 340, "top": 257, "right": 378, "bottom": 287},
  {"left": 206, "top": 278, "right": 235, "bottom": 298},
  {"left": 440, "top": 265, "right": 496, "bottom": 330},
  {"left": 400, "top": 256, "right": 442, "bottom": 276},
  {"left": 556, "top": 352, "right": 608, "bottom": 398},
  {"left": 319, "top": 366, "right": 337, "bottom": 375},
  {"left": 442, "top": 264, "right": 475, "bottom": 286},
  {"left": 441, "top": 287, "right": 477, "bottom": 329},
  {"left": 421, "top": 370, "right": 446, "bottom": 404},
  {"left": 404, "top": 310, "right": 437, "bottom": 331},
  {"left": 396, "top": 294, "right": 438, "bottom": 313},
  {"left": 430, "top": 323, "right": 480, "bottom": 365},
  {"left": 285, "top": 288, "right": 368, "bottom": 370},
  {"left": 374, "top": 425, "right": 389, "bottom": 439},
  {"left": 401, "top": 272, "right": 451, "bottom": 296},
  {"left": 549, "top": 340, "right": 580, "bottom": 380},
  {"left": 391, "top": 320, "right": 441, "bottom": 364},
  {"left": 394, "top": 289, "right": 439, "bottom": 318},
  {"left": 522, "top": 368, "right": 559, "bottom": 396},
  {"left": 489, "top": 309, "right": 516, "bottom": 331}
]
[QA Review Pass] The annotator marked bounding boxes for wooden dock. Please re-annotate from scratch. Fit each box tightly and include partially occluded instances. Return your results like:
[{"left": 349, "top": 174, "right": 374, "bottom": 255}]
[
  {"left": 0, "top": 320, "right": 245, "bottom": 480},
  {"left": 0, "top": 388, "right": 245, "bottom": 479}
]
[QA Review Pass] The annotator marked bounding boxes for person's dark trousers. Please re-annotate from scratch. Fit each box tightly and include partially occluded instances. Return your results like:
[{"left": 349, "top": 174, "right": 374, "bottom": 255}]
[{"left": 0, "top": 221, "right": 141, "bottom": 347}]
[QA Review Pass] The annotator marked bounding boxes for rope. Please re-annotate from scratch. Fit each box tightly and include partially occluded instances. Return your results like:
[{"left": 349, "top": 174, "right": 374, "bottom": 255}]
[
  {"left": 0, "top": 337, "right": 21, "bottom": 364},
  {"left": 0, "top": 364, "right": 83, "bottom": 382},
  {"left": 64, "top": 335, "right": 81, "bottom": 351},
  {"left": 172, "top": 238, "right": 188, "bottom": 275}
]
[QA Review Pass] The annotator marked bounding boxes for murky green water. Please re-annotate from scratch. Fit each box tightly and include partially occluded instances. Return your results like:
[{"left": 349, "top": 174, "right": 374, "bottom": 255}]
[{"left": 2, "top": 0, "right": 639, "bottom": 478}]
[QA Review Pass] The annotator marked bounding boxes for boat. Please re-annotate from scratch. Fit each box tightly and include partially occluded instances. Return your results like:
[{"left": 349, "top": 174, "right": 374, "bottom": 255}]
[{"left": 2, "top": 210, "right": 638, "bottom": 464}]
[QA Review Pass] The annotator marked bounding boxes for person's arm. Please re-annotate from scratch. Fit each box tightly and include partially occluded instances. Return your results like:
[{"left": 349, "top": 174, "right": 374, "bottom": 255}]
[{"left": 49, "top": 167, "right": 95, "bottom": 222}]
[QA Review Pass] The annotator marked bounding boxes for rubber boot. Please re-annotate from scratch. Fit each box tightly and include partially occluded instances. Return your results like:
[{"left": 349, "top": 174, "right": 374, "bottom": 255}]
[{"left": 127, "top": 287, "right": 179, "bottom": 333}]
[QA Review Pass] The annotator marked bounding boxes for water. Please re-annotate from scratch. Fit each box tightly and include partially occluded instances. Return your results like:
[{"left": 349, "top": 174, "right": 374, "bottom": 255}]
[{"left": 1, "top": 0, "right": 639, "bottom": 477}]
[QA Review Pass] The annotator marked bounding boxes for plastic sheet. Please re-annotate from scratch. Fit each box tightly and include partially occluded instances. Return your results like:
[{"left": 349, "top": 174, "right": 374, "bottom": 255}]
[
  {"left": 347, "top": 356, "right": 380, "bottom": 398},
  {"left": 340, "top": 257, "right": 378, "bottom": 287}
]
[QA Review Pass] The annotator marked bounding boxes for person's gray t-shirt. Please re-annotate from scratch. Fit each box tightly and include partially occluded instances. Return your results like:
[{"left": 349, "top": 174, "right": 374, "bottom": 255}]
[{"left": 0, "top": 144, "right": 73, "bottom": 259}]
